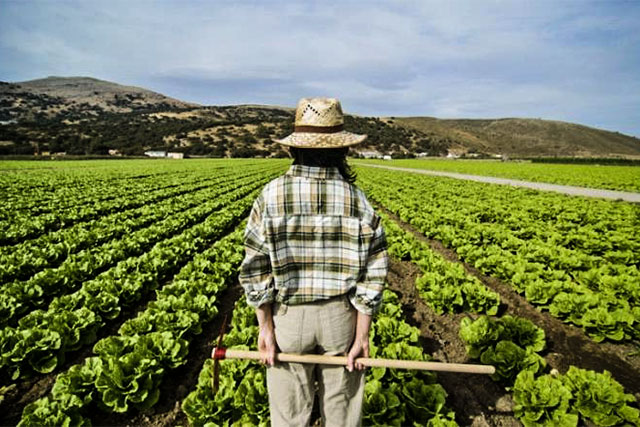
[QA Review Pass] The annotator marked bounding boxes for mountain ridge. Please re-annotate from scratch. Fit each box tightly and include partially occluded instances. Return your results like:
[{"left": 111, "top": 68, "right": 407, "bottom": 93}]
[
  {"left": 1, "top": 76, "right": 639, "bottom": 158},
  {"left": 388, "top": 116, "right": 640, "bottom": 158},
  {"left": 7, "top": 75, "right": 196, "bottom": 113}
]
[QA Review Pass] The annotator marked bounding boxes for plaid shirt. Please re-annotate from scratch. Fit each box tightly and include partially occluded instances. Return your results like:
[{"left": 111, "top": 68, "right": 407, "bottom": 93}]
[{"left": 239, "top": 164, "right": 388, "bottom": 315}]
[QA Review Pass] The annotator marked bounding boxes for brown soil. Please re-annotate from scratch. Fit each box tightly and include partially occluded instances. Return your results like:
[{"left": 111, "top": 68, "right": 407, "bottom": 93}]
[
  {"left": 0, "top": 376, "right": 57, "bottom": 426},
  {"left": 381, "top": 206, "right": 640, "bottom": 400},
  {"left": 387, "top": 258, "right": 520, "bottom": 426}
]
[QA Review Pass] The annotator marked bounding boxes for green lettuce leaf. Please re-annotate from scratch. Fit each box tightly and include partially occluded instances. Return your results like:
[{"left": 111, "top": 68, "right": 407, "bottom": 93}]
[
  {"left": 480, "top": 340, "right": 545, "bottom": 383},
  {"left": 513, "top": 370, "right": 578, "bottom": 427},
  {"left": 562, "top": 366, "right": 640, "bottom": 426}
]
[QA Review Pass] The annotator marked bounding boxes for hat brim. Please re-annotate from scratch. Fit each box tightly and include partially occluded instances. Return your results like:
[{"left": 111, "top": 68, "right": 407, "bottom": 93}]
[{"left": 274, "top": 131, "right": 367, "bottom": 148}]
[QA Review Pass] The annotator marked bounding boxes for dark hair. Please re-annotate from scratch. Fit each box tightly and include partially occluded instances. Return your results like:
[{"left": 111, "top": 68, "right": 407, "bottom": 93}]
[{"left": 289, "top": 147, "right": 357, "bottom": 184}]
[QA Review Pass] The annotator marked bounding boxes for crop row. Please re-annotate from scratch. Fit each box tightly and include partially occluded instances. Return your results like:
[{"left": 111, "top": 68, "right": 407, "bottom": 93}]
[
  {"left": 0, "top": 173, "right": 274, "bottom": 329},
  {"left": 377, "top": 184, "right": 640, "bottom": 426},
  {"left": 0, "top": 166, "right": 275, "bottom": 284},
  {"left": 183, "top": 289, "right": 458, "bottom": 426},
  {"left": 459, "top": 315, "right": 640, "bottom": 426},
  {"left": 0, "top": 162, "right": 285, "bottom": 245},
  {"left": 0, "top": 171, "right": 210, "bottom": 240},
  {"left": 1, "top": 162, "right": 257, "bottom": 218},
  {"left": 381, "top": 211, "right": 500, "bottom": 316},
  {"left": 359, "top": 159, "right": 640, "bottom": 193},
  {"left": 2, "top": 167, "right": 198, "bottom": 216},
  {"left": 18, "top": 219, "right": 248, "bottom": 426},
  {"left": 356, "top": 167, "right": 640, "bottom": 343},
  {"left": 1, "top": 159, "right": 281, "bottom": 210},
  {"left": 0, "top": 188, "right": 258, "bottom": 382},
  {"left": 3, "top": 160, "right": 284, "bottom": 216},
  {"left": 0, "top": 159, "right": 228, "bottom": 207},
  {"left": 359, "top": 167, "right": 639, "bottom": 267}
]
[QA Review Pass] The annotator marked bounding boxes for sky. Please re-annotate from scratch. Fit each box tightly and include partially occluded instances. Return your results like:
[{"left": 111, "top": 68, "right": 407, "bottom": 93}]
[{"left": 1, "top": 0, "right": 639, "bottom": 137}]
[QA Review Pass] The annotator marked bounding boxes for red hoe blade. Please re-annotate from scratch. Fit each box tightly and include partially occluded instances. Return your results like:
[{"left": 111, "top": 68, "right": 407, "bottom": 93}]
[{"left": 210, "top": 314, "right": 228, "bottom": 394}]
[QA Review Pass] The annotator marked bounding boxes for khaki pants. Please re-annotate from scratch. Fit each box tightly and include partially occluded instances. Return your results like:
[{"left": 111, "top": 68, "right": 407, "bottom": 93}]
[{"left": 267, "top": 296, "right": 365, "bottom": 427}]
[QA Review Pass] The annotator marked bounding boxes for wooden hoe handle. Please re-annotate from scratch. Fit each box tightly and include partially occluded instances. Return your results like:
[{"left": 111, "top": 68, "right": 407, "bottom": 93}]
[{"left": 212, "top": 348, "right": 495, "bottom": 375}]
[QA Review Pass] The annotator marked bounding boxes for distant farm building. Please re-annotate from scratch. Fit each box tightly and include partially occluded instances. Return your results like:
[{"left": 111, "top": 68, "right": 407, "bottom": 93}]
[
  {"left": 143, "top": 150, "right": 184, "bottom": 159},
  {"left": 144, "top": 150, "right": 167, "bottom": 158},
  {"left": 357, "top": 150, "right": 383, "bottom": 159}
]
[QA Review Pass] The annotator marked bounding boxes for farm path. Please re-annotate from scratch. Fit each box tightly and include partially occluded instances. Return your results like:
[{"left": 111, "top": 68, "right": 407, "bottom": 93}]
[
  {"left": 356, "top": 163, "right": 640, "bottom": 203},
  {"left": 380, "top": 206, "right": 640, "bottom": 400}
]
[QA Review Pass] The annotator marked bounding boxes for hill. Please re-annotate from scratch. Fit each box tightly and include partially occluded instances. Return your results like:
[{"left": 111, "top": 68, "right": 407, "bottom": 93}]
[
  {"left": 389, "top": 117, "right": 640, "bottom": 158},
  {"left": 0, "top": 76, "right": 442, "bottom": 157},
  {"left": 1, "top": 76, "right": 639, "bottom": 158},
  {"left": 0, "top": 76, "right": 195, "bottom": 121}
]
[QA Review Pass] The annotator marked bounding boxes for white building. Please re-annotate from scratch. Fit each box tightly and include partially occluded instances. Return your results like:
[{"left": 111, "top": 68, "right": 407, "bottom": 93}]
[
  {"left": 144, "top": 150, "right": 167, "bottom": 158},
  {"left": 167, "top": 152, "right": 184, "bottom": 159},
  {"left": 357, "top": 150, "right": 383, "bottom": 159}
]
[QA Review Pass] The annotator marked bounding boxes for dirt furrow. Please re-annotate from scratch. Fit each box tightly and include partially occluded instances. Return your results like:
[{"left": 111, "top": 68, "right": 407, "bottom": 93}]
[
  {"left": 386, "top": 258, "right": 520, "bottom": 426},
  {"left": 0, "top": 286, "right": 167, "bottom": 426},
  {"left": 381, "top": 206, "right": 640, "bottom": 400},
  {"left": 89, "top": 281, "right": 245, "bottom": 427}
]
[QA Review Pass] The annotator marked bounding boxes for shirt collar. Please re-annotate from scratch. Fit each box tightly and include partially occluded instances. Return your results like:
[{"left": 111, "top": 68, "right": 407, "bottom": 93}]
[{"left": 286, "top": 164, "right": 343, "bottom": 180}]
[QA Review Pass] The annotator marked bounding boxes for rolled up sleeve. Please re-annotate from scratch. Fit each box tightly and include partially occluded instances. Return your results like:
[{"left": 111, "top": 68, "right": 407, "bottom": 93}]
[
  {"left": 350, "top": 216, "right": 389, "bottom": 315},
  {"left": 239, "top": 195, "right": 275, "bottom": 308}
]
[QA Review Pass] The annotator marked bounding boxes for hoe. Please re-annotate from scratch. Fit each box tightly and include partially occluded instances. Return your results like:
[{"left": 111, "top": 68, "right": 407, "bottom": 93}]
[{"left": 209, "top": 317, "right": 495, "bottom": 393}]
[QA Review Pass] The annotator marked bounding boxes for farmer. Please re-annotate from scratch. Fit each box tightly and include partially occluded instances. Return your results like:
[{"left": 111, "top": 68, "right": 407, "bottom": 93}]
[{"left": 239, "top": 97, "right": 388, "bottom": 426}]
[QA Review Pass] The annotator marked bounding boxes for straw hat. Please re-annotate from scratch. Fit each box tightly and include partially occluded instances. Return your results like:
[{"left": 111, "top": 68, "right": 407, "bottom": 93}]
[{"left": 274, "top": 97, "right": 367, "bottom": 148}]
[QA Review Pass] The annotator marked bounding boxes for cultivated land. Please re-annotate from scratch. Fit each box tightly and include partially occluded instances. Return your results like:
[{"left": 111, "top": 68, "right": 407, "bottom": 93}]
[
  {"left": 1, "top": 158, "right": 638, "bottom": 426},
  {"left": 357, "top": 159, "right": 640, "bottom": 193},
  {"left": 356, "top": 164, "right": 640, "bottom": 204}
]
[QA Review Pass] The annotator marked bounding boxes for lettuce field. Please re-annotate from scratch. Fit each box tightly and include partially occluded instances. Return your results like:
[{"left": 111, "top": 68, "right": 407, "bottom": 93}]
[
  {"left": 359, "top": 159, "right": 640, "bottom": 192},
  {"left": 0, "top": 158, "right": 638, "bottom": 426}
]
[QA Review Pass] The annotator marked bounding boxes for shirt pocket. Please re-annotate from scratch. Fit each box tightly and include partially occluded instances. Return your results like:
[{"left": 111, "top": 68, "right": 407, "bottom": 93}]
[{"left": 358, "top": 221, "right": 376, "bottom": 267}]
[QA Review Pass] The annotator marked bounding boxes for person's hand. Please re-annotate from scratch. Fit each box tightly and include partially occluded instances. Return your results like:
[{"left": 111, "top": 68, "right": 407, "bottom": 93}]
[
  {"left": 258, "top": 324, "right": 277, "bottom": 366},
  {"left": 347, "top": 310, "right": 372, "bottom": 372},
  {"left": 256, "top": 304, "right": 276, "bottom": 366},
  {"left": 346, "top": 333, "right": 369, "bottom": 372}
]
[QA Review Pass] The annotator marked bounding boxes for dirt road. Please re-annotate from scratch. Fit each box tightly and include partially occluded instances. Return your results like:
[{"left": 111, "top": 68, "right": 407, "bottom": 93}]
[{"left": 356, "top": 163, "right": 640, "bottom": 203}]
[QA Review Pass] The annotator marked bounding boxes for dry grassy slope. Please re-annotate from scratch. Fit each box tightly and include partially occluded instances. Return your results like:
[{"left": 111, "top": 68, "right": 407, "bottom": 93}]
[
  {"left": 233, "top": 103, "right": 295, "bottom": 112},
  {"left": 7, "top": 76, "right": 196, "bottom": 112},
  {"left": 391, "top": 116, "right": 640, "bottom": 157},
  {"left": 3, "top": 75, "right": 640, "bottom": 158}
]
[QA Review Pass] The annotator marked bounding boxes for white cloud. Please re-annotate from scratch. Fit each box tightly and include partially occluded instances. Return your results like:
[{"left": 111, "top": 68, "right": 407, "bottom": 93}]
[{"left": 1, "top": 0, "right": 639, "bottom": 136}]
